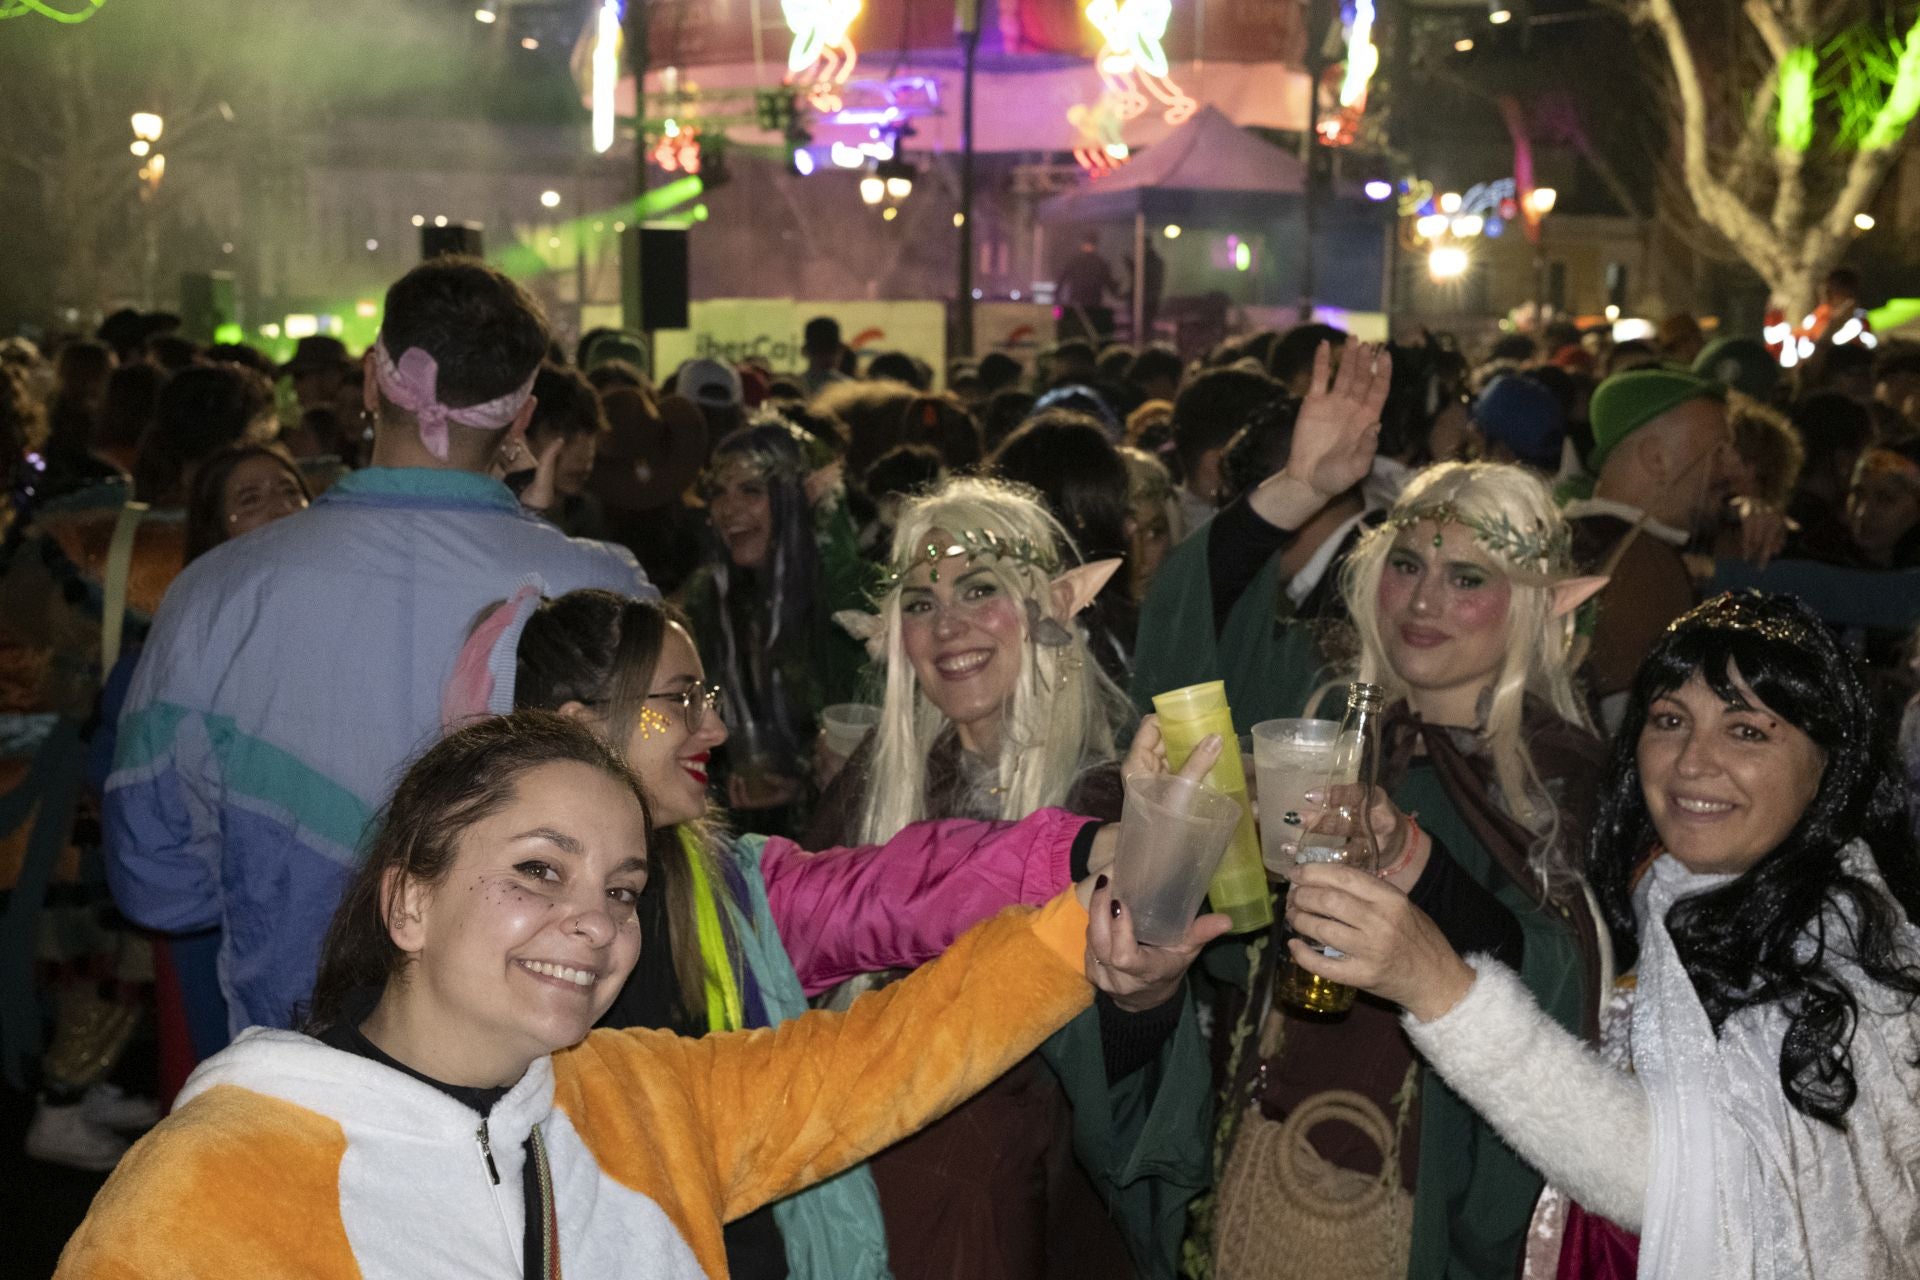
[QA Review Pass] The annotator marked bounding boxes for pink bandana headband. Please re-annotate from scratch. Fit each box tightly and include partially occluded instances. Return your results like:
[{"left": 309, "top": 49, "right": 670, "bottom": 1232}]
[{"left": 372, "top": 334, "right": 539, "bottom": 461}]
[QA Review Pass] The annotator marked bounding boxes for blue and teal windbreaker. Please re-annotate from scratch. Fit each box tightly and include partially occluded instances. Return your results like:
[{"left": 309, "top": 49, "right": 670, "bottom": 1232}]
[{"left": 103, "top": 469, "right": 655, "bottom": 1037}]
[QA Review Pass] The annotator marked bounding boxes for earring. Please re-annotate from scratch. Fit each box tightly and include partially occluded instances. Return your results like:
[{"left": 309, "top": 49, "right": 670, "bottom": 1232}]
[{"left": 637, "top": 707, "right": 674, "bottom": 739}]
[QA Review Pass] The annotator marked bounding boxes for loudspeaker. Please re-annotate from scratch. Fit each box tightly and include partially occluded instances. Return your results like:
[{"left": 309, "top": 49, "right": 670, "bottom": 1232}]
[
  {"left": 421, "top": 221, "right": 485, "bottom": 260},
  {"left": 620, "top": 223, "right": 690, "bottom": 332},
  {"left": 179, "top": 271, "right": 237, "bottom": 343}
]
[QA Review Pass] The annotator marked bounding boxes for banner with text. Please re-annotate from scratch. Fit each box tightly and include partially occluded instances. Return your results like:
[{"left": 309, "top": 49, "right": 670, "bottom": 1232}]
[{"left": 655, "top": 299, "right": 948, "bottom": 385}]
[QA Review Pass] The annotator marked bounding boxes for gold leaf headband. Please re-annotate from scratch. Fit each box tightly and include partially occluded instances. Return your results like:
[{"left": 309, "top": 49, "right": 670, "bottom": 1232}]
[
  {"left": 882, "top": 527, "right": 1063, "bottom": 587},
  {"left": 1387, "top": 501, "right": 1573, "bottom": 573}
]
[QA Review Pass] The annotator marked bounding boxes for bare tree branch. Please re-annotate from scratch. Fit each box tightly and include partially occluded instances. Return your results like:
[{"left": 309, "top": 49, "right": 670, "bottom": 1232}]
[
  {"left": 1643, "top": 0, "right": 1785, "bottom": 279},
  {"left": 1743, "top": 0, "right": 1793, "bottom": 62}
]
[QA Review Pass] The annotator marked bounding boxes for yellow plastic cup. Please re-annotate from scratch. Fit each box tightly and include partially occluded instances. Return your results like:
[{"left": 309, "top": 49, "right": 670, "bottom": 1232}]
[{"left": 1149, "top": 681, "right": 1274, "bottom": 934}]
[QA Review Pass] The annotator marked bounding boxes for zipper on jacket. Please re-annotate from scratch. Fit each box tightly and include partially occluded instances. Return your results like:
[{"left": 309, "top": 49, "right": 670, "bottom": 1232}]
[{"left": 476, "top": 1120, "right": 501, "bottom": 1185}]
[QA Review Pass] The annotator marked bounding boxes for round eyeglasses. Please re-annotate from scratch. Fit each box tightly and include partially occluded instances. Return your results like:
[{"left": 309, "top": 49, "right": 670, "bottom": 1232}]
[{"left": 646, "top": 681, "right": 727, "bottom": 735}]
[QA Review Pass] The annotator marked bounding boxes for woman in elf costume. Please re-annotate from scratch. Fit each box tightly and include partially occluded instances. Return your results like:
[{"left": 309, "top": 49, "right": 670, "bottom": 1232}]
[{"left": 1204, "top": 461, "right": 1612, "bottom": 1280}]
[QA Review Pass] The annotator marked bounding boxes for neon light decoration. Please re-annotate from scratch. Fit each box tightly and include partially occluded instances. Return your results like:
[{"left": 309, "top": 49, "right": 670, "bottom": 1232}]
[
  {"left": 0, "top": 0, "right": 105, "bottom": 21},
  {"left": 1068, "top": 0, "right": 1192, "bottom": 172},
  {"left": 592, "top": 0, "right": 620, "bottom": 155},
  {"left": 1068, "top": 100, "right": 1131, "bottom": 176},
  {"left": 1317, "top": 0, "right": 1378, "bottom": 147},
  {"left": 1084, "top": 0, "right": 1194, "bottom": 127},
  {"left": 1338, "top": 1, "right": 1379, "bottom": 111},
  {"left": 783, "top": 0, "right": 863, "bottom": 114}
]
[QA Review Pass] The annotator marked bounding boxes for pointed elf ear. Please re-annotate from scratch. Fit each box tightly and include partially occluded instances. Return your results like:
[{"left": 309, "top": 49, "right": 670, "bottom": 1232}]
[
  {"left": 1550, "top": 575, "right": 1609, "bottom": 619},
  {"left": 834, "top": 609, "right": 887, "bottom": 661},
  {"left": 1050, "top": 559, "right": 1124, "bottom": 619}
]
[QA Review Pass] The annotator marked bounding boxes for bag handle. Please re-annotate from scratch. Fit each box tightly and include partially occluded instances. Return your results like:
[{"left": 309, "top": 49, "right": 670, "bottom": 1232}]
[{"left": 1277, "top": 1089, "right": 1402, "bottom": 1213}]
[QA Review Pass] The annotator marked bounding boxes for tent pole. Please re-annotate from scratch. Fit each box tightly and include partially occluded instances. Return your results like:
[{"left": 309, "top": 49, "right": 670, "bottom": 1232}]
[{"left": 1132, "top": 211, "right": 1146, "bottom": 344}]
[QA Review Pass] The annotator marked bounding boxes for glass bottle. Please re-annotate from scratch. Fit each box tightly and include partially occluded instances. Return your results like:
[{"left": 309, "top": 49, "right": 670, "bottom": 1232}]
[{"left": 1275, "top": 681, "right": 1385, "bottom": 1015}]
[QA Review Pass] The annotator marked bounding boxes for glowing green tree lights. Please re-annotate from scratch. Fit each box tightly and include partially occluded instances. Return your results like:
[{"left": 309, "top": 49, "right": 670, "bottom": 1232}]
[
  {"left": 0, "top": 0, "right": 106, "bottom": 22},
  {"left": 1639, "top": 0, "right": 1920, "bottom": 320},
  {"left": 1775, "top": 46, "right": 1816, "bottom": 153},
  {"left": 1860, "top": 27, "right": 1920, "bottom": 149}
]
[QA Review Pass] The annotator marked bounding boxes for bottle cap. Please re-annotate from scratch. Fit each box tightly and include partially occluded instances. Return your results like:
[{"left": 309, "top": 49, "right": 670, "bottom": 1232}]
[
  {"left": 1151, "top": 680, "right": 1229, "bottom": 724},
  {"left": 1346, "top": 681, "right": 1385, "bottom": 712}
]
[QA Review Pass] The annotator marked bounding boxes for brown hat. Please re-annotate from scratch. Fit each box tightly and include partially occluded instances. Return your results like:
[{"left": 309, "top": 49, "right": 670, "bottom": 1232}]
[
  {"left": 592, "top": 388, "right": 708, "bottom": 510},
  {"left": 280, "top": 335, "right": 352, "bottom": 377}
]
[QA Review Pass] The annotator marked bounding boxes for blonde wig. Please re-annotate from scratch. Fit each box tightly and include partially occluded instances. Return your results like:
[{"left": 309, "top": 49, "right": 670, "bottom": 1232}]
[
  {"left": 854, "top": 476, "right": 1136, "bottom": 845},
  {"left": 1339, "top": 461, "right": 1591, "bottom": 888}
]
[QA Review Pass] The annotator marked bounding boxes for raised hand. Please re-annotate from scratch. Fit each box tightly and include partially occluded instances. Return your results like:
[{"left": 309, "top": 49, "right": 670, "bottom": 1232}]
[
  {"left": 518, "top": 433, "right": 568, "bottom": 513},
  {"left": 1284, "top": 340, "right": 1392, "bottom": 501}
]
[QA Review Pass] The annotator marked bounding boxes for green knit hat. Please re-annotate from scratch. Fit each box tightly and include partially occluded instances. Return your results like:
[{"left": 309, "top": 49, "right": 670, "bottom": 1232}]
[{"left": 1588, "top": 368, "right": 1725, "bottom": 473}]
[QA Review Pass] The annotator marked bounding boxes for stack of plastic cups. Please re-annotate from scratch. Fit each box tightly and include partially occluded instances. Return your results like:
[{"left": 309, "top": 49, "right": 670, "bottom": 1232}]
[{"left": 1149, "top": 681, "right": 1274, "bottom": 935}]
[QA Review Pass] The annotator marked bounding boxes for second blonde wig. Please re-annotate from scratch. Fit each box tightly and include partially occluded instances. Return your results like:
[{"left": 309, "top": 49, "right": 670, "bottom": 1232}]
[
  {"left": 853, "top": 477, "right": 1135, "bottom": 845},
  {"left": 1339, "top": 461, "right": 1591, "bottom": 888}
]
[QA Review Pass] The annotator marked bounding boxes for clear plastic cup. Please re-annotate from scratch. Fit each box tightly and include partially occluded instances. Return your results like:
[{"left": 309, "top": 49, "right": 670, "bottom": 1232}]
[
  {"left": 1111, "top": 773, "right": 1244, "bottom": 946},
  {"left": 1250, "top": 718, "right": 1355, "bottom": 875},
  {"left": 819, "top": 703, "right": 881, "bottom": 758}
]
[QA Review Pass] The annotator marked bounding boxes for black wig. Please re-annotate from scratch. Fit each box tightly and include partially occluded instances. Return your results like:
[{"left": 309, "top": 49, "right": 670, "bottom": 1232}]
[
  {"left": 701, "top": 414, "right": 828, "bottom": 756},
  {"left": 1589, "top": 592, "right": 1920, "bottom": 1126}
]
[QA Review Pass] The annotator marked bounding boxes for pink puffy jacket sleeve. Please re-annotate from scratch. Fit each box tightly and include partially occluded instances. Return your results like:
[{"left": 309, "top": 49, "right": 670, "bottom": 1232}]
[{"left": 761, "top": 807, "right": 1092, "bottom": 996}]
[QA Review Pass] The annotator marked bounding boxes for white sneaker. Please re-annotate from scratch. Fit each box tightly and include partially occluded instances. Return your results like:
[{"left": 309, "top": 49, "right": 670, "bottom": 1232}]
[
  {"left": 25, "top": 1099, "right": 131, "bottom": 1172},
  {"left": 81, "top": 1082, "right": 162, "bottom": 1131}
]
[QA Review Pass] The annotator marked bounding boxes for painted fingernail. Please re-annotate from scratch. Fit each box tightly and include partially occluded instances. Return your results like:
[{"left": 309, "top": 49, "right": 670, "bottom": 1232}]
[
  {"left": 1111, "top": 899, "right": 1124, "bottom": 918},
  {"left": 1303, "top": 789, "right": 1325, "bottom": 804},
  {"left": 1094, "top": 874, "right": 1109, "bottom": 892}
]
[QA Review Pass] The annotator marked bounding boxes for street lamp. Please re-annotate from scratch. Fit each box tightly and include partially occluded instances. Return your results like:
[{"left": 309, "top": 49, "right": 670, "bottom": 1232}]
[
  {"left": 1429, "top": 245, "right": 1470, "bottom": 281},
  {"left": 540, "top": 189, "right": 563, "bottom": 208},
  {"left": 1428, "top": 247, "right": 1466, "bottom": 282},
  {"left": 474, "top": 2, "right": 497, "bottom": 23},
  {"left": 875, "top": 155, "right": 915, "bottom": 202},
  {"left": 1525, "top": 187, "right": 1559, "bottom": 325},
  {"left": 130, "top": 113, "right": 166, "bottom": 310}
]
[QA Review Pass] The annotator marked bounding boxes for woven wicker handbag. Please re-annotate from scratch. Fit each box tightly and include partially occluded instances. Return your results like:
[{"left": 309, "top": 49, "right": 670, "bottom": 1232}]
[
  {"left": 1212, "top": 1084, "right": 1414, "bottom": 1280},
  {"left": 1210, "top": 932, "right": 1416, "bottom": 1280}
]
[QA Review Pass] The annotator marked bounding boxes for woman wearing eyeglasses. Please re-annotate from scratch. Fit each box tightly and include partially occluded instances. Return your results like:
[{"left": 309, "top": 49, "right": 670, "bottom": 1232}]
[{"left": 438, "top": 587, "right": 1223, "bottom": 1280}]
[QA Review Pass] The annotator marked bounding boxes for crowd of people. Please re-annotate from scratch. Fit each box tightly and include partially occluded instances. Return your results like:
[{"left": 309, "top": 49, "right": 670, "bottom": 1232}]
[{"left": 1, "top": 255, "right": 1917, "bottom": 1280}]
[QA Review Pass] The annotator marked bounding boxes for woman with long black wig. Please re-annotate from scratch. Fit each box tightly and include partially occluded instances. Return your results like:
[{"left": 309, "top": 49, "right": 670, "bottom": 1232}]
[
  {"left": 1280, "top": 591, "right": 1920, "bottom": 1279},
  {"left": 678, "top": 413, "right": 872, "bottom": 833}
]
